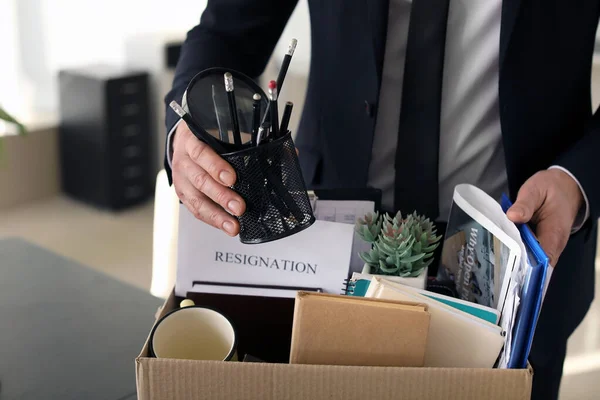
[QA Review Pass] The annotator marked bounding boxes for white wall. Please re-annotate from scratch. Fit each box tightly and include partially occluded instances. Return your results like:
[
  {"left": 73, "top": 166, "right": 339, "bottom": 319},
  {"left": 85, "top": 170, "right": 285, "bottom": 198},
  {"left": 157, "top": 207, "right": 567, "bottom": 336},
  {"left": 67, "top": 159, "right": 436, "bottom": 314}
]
[
  {"left": 2, "top": 0, "right": 312, "bottom": 121},
  {"left": 0, "top": 0, "right": 26, "bottom": 121},
  {"left": 1, "top": 0, "right": 209, "bottom": 123},
  {"left": 1, "top": 0, "right": 312, "bottom": 171}
]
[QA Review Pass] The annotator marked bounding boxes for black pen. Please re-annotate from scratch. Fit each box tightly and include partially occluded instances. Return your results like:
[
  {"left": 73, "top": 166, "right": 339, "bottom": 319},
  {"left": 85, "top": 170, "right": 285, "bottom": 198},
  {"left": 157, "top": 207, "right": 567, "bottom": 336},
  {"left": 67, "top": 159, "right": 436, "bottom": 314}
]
[
  {"left": 277, "top": 38, "right": 297, "bottom": 93},
  {"left": 268, "top": 80, "right": 279, "bottom": 138},
  {"left": 224, "top": 72, "right": 242, "bottom": 146},
  {"left": 169, "top": 101, "right": 226, "bottom": 153},
  {"left": 279, "top": 101, "right": 293, "bottom": 134},
  {"left": 251, "top": 93, "right": 261, "bottom": 145}
]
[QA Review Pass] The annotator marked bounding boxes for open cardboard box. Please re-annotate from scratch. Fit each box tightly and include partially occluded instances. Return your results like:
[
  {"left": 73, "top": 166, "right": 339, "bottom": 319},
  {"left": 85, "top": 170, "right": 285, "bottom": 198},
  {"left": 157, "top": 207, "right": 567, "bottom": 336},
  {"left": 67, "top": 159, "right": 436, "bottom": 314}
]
[{"left": 136, "top": 289, "right": 533, "bottom": 400}]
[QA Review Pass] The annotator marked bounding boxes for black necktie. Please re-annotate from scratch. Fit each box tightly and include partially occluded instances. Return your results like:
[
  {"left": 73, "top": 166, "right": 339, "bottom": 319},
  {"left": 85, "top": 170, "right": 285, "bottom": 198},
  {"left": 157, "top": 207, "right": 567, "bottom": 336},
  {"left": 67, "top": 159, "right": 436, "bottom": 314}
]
[{"left": 394, "top": 0, "right": 450, "bottom": 220}]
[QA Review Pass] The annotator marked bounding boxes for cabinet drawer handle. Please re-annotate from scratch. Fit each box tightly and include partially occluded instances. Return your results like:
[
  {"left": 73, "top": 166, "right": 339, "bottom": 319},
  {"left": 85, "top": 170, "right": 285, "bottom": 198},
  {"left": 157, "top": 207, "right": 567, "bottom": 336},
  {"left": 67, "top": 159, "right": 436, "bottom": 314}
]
[
  {"left": 123, "top": 124, "right": 140, "bottom": 138},
  {"left": 122, "top": 103, "right": 140, "bottom": 116},
  {"left": 121, "top": 82, "right": 139, "bottom": 95},
  {"left": 123, "top": 165, "right": 142, "bottom": 179},
  {"left": 123, "top": 146, "right": 141, "bottom": 158},
  {"left": 124, "top": 185, "right": 143, "bottom": 199}
]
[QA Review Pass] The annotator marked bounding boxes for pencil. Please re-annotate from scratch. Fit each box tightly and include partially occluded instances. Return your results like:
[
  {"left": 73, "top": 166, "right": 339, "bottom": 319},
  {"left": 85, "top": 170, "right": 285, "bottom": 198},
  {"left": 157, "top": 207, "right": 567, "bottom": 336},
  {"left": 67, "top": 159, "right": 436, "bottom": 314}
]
[
  {"left": 279, "top": 101, "right": 293, "bottom": 134},
  {"left": 276, "top": 38, "right": 297, "bottom": 92},
  {"left": 260, "top": 38, "right": 297, "bottom": 127},
  {"left": 268, "top": 80, "right": 279, "bottom": 138},
  {"left": 224, "top": 72, "right": 242, "bottom": 146},
  {"left": 251, "top": 93, "right": 262, "bottom": 146}
]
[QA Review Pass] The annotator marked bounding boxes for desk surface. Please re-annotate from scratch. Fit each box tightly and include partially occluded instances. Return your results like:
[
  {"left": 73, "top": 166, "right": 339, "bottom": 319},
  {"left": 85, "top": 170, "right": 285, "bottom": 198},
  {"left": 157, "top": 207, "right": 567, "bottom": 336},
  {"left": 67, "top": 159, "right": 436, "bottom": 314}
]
[{"left": 0, "top": 238, "right": 163, "bottom": 400}]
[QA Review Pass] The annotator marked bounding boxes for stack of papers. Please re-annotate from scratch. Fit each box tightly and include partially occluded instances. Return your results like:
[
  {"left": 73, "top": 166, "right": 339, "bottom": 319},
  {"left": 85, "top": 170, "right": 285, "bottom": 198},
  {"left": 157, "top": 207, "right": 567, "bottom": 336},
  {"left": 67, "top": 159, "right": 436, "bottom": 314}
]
[{"left": 365, "top": 277, "right": 504, "bottom": 368}]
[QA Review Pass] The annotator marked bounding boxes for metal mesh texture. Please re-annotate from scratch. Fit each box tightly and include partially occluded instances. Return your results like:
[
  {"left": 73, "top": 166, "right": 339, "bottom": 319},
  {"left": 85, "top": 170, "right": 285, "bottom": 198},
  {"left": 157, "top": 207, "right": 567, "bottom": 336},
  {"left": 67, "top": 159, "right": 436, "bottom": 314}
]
[{"left": 221, "top": 132, "right": 315, "bottom": 244}]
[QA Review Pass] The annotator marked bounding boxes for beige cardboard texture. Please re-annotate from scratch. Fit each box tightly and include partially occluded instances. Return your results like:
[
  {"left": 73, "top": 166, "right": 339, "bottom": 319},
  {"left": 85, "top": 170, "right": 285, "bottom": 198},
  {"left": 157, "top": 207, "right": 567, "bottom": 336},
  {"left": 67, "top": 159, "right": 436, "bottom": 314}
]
[{"left": 136, "top": 290, "right": 533, "bottom": 400}]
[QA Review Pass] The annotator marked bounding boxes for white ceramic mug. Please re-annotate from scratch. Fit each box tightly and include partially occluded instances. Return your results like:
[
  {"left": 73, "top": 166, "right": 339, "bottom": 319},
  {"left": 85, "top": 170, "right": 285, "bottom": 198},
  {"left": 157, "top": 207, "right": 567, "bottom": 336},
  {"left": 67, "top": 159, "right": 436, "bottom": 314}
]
[{"left": 149, "top": 301, "right": 237, "bottom": 361}]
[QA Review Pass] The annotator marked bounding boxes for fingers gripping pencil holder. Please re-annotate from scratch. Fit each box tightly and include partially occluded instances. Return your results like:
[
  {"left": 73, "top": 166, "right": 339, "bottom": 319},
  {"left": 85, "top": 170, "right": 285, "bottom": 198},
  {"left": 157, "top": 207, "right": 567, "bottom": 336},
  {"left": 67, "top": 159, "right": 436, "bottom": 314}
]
[
  {"left": 221, "top": 132, "right": 315, "bottom": 244},
  {"left": 181, "top": 65, "right": 314, "bottom": 243}
]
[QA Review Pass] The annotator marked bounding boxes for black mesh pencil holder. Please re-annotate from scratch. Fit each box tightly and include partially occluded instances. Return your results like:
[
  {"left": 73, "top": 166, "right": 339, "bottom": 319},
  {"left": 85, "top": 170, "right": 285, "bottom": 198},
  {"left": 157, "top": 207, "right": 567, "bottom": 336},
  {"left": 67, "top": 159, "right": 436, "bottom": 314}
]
[
  {"left": 221, "top": 132, "right": 315, "bottom": 244},
  {"left": 181, "top": 67, "right": 315, "bottom": 243}
]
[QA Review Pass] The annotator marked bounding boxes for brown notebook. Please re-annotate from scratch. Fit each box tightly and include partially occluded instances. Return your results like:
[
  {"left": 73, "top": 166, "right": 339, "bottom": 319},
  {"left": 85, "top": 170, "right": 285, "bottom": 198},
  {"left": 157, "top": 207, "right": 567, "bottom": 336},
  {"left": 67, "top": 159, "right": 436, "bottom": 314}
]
[{"left": 289, "top": 292, "right": 431, "bottom": 367}]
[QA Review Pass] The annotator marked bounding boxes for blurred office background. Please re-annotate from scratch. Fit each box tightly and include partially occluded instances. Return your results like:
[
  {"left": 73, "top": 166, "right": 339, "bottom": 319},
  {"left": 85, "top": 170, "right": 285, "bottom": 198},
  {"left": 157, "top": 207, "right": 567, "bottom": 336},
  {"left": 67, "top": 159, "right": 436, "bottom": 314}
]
[{"left": 0, "top": 1, "right": 598, "bottom": 398}]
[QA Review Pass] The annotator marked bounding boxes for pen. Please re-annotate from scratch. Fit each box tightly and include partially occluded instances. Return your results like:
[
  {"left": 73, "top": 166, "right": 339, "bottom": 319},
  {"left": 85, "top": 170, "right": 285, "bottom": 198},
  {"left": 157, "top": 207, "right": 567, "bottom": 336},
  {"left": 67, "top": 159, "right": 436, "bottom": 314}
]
[
  {"left": 169, "top": 100, "right": 226, "bottom": 153},
  {"left": 256, "top": 121, "right": 271, "bottom": 146},
  {"left": 276, "top": 38, "right": 297, "bottom": 93},
  {"left": 279, "top": 101, "right": 293, "bottom": 134},
  {"left": 268, "top": 80, "right": 279, "bottom": 138},
  {"left": 212, "top": 84, "right": 228, "bottom": 143},
  {"left": 224, "top": 72, "right": 242, "bottom": 146},
  {"left": 251, "top": 93, "right": 261, "bottom": 145}
]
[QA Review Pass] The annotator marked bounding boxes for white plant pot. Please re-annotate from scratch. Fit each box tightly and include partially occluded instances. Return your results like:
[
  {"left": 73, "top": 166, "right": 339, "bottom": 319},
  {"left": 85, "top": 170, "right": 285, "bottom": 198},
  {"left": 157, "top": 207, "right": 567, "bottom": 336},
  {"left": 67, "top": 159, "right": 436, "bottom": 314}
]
[{"left": 361, "top": 264, "right": 428, "bottom": 290}]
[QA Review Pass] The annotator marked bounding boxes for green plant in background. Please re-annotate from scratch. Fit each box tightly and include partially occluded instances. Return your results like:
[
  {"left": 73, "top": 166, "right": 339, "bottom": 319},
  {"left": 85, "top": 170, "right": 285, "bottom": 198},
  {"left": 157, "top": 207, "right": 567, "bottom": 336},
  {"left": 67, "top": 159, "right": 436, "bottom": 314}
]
[
  {"left": 0, "top": 106, "right": 26, "bottom": 158},
  {"left": 0, "top": 106, "right": 26, "bottom": 135},
  {"left": 356, "top": 211, "right": 443, "bottom": 277}
]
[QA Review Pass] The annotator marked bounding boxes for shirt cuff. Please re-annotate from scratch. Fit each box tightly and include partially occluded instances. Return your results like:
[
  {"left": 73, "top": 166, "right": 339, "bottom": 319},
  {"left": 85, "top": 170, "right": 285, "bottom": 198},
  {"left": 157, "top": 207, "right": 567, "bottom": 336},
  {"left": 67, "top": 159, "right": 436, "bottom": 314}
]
[
  {"left": 165, "top": 90, "right": 189, "bottom": 168},
  {"left": 166, "top": 119, "right": 181, "bottom": 168},
  {"left": 548, "top": 165, "right": 590, "bottom": 233}
]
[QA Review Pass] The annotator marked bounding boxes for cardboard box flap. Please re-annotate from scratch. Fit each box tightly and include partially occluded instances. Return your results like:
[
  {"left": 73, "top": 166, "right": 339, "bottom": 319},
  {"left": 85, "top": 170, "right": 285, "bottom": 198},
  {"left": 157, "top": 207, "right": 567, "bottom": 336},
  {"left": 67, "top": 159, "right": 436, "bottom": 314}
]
[{"left": 136, "top": 357, "right": 532, "bottom": 400}]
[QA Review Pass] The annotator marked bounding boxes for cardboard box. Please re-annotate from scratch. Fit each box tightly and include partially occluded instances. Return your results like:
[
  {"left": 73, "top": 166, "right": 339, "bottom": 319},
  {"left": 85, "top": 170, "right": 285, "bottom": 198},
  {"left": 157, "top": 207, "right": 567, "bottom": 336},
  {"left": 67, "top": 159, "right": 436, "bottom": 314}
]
[{"left": 136, "top": 290, "right": 533, "bottom": 400}]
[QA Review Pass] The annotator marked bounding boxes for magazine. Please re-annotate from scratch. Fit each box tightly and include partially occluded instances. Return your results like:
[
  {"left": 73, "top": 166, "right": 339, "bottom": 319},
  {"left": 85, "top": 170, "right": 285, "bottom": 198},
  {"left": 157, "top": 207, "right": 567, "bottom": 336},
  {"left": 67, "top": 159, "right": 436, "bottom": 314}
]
[{"left": 436, "top": 184, "right": 522, "bottom": 312}]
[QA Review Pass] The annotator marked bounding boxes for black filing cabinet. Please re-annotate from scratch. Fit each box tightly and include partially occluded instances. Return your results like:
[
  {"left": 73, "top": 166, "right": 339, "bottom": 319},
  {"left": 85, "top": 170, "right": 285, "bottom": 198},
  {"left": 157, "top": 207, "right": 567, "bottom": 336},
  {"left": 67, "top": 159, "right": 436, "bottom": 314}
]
[{"left": 58, "top": 65, "right": 152, "bottom": 210}]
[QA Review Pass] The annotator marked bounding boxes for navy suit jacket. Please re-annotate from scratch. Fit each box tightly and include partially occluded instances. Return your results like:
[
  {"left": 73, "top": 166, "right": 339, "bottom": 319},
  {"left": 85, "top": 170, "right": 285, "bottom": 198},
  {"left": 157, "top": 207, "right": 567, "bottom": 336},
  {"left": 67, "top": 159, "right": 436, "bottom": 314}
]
[{"left": 164, "top": 0, "right": 599, "bottom": 361}]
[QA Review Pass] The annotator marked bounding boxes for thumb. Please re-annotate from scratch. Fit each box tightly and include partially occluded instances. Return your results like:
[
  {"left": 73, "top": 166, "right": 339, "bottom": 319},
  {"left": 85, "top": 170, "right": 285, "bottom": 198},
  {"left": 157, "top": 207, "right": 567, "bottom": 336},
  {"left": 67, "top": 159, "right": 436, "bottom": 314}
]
[{"left": 507, "top": 179, "right": 544, "bottom": 224}]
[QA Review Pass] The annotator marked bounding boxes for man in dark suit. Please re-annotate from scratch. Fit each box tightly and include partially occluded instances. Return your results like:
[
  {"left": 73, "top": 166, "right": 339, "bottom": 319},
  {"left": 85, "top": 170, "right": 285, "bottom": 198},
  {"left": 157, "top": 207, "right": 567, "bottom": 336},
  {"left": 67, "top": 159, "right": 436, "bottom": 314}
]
[{"left": 163, "top": 1, "right": 599, "bottom": 398}]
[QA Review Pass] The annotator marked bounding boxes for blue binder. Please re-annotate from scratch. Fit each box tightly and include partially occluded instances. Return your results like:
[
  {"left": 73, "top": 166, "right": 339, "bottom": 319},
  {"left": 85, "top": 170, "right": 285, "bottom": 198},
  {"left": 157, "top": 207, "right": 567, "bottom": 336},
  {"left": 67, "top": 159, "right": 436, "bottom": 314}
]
[{"left": 500, "top": 194, "right": 550, "bottom": 369}]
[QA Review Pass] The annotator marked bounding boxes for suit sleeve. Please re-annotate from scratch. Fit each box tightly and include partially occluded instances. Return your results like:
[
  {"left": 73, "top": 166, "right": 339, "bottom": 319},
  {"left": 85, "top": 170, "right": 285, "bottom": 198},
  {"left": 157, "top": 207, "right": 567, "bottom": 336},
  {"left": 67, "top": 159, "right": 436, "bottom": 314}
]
[
  {"left": 163, "top": 0, "right": 299, "bottom": 183},
  {"left": 554, "top": 106, "right": 600, "bottom": 227}
]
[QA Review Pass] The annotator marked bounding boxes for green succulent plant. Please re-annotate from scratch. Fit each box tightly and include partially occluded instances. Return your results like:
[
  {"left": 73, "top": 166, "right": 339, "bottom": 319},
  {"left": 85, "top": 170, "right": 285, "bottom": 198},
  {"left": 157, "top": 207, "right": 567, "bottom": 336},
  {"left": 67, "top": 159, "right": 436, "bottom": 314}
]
[
  {"left": 357, "top": 210, "right": 443, "bottom": 278},
  {"left": 354, "top": 211, "right": 382, "bottom": 243}
]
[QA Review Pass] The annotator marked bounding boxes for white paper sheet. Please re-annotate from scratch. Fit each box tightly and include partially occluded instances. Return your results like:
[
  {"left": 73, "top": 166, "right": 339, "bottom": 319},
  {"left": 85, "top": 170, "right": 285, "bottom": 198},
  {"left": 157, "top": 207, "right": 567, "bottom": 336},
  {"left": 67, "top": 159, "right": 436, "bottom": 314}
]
[
  {"left": 313, "top": 199, "right": 375, "bottom": 274},
  {"left": 176, "top": 205, "right": 355, "bottom": 298}
]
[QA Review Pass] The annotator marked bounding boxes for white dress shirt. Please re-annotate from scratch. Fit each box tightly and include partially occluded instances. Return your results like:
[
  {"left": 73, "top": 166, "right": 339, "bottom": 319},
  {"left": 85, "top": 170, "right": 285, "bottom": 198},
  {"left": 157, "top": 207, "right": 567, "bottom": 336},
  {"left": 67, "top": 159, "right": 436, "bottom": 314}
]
[{"left": 367, "top": 0, "right": 589, "bottom": 229}]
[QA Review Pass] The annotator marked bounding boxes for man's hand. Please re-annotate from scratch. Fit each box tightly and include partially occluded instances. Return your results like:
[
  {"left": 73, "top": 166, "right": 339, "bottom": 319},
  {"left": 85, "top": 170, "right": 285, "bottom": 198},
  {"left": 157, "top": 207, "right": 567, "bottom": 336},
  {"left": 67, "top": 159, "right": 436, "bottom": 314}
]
[
  {"left": 506, "top": 169, "right": 584, "bottom": 267},
  {"left": 171, "top": 121, "right": 246, "bottom": 236}
]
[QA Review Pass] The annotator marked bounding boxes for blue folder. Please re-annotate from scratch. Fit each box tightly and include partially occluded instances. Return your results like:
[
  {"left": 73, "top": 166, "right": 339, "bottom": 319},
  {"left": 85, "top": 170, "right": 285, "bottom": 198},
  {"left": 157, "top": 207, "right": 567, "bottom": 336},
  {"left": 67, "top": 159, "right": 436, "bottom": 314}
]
[{"left": 500, "top": 194, "right": 550, "bottom": 369}]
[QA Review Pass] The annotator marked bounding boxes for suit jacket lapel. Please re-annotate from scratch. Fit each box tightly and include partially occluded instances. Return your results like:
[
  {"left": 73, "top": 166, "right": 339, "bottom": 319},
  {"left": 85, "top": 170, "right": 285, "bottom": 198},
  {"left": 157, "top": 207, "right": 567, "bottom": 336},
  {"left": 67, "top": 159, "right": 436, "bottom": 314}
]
[{"left": 500, "top": 0, "right": 524, "bottom": 69}]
